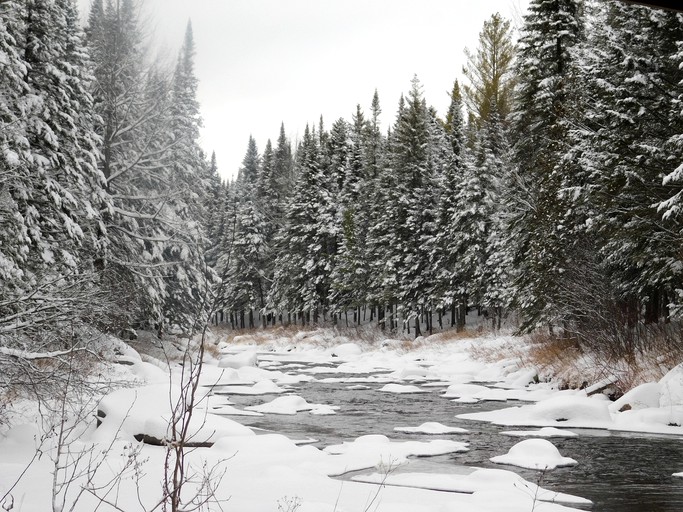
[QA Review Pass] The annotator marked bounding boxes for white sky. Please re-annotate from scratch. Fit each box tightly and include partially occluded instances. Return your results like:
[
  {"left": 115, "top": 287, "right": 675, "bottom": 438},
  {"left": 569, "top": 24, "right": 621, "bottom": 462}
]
[{"left": 78, "top": 0, "right": 529, "bottom": 180}]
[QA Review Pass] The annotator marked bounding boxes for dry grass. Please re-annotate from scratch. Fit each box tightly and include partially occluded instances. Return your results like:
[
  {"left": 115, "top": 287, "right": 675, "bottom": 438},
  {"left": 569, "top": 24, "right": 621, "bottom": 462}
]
[
  {"left": 467, "top": 339, "right": 524, "bottom": 364},
  {"left": 503, "top": 330, "right": 682, "bottom": 394}
]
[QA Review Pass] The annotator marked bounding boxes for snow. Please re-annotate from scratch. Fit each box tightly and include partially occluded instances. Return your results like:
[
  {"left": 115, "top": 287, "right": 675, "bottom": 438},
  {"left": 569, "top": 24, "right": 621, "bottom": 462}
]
[
  {"left": 394, "top": 422, "right": 468, "bottom": 434},
  {"left": 501, "top": 427, "right": 578, "bottom": 438},
  {"left": 323, "top": 434, "right": 469, "bottom": 473},
  {"left": 459, "top": 393, "right": 613, "bottom": 429},
  {"left": 90, "top": 382, "right": 254, "bottom": 445},
  {"left": 218, "top": 349, "right": 258, "bottom": 369},
  {"left": 245, "top": 395, "right": 338, "bottom": 415},
  {"left": 352, "top": 467, "right": 591, "bottom": 507},
  {"left": 659, "top": 362, "right": 683, "bottom": 408},
  {"left": 490, "top": 439, "right": 578, "bottom": 470},
  {"left": 3, "top": 327, "right": 683, "bottom": 512},
  {"left": 380, "top": 383, "right": 430, "bottom": 394},
  {"left": 329, "top": 342, "right": 363, "bottom": 357},
  {"left": 213, "top": 379, "right": 286, "bottom": 395},
  {"left": 609, "top": 382, "right": 662, "bottom": 412}
]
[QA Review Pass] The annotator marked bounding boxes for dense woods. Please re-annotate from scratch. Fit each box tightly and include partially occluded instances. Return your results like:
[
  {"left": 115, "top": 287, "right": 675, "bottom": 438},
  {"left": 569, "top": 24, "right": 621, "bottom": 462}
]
[{"left": 2, "top": 0, "right": 683, "bottom": 360}]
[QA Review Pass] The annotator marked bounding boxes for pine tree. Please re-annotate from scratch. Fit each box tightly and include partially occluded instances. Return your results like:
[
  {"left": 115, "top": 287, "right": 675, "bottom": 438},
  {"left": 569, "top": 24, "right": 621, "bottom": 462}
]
[
  {"left": 329, "top": 113, "right": 368, "bottom": 319},
  {"left": 386, "top": 77, "right": 437, "bottom": 336},
  {"left": 222, "top": 137, "right": 268, "bottom": 327},
  {"left": 462, "top": 12, "right": 516, "bottom": 126},
  {"left": 577, "top": 1, "right": 683, "bottom": 324},
  {"left": 269, "top": 126, "right": 336, "bottom": 322},
  {"left": 162, "top": 21, "right": 214, "bottom": 329},
  {"left": 475, "top": 103, "right": 514, "bottom": 327},
  {"left": 508, "top": 0, "right": 584, "bottom": 331},
  {"left": 1, "top": 0, "right": 109, "bottom": 333},
  {"left": 87, "top": 3, "right": 212, "bottom": 331},
  {"left": 430, "top": 81, "right": 468, "bottom": 329}
]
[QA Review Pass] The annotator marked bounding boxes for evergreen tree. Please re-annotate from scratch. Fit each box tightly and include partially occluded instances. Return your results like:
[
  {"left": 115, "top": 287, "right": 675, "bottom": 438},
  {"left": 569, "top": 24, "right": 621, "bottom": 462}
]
[
  {"left": 430, "top": 81, "right": 468, "bottom": 329},
  {"left": 162, "top": 21, "right": 214, "bottom": 328},
  {"left": 222, "top": 137, "right": 268, "bottom": 326},
  {"left": 87, "top": 3, "right": 212, "bottom": 331},
  {"left": 578, "top": 1, "right": 683, "bottom": 324},
  {"left": 329, "top": 113, "right": 367, "bottom": 318},
  {"left": 508, "top": 0, "right": 584, "bottom": 331},
  {"left": 1, "top": 0, "right": 109, "bottom": 333},
  {"left": 269, "top": 126, "right": 335, "bottom": 322},
  {"left": 386, "top": 77, "right": 437, "bottom": 335},
  {"left": 462, "top": 13, "right": 516, "bottom": 126}
]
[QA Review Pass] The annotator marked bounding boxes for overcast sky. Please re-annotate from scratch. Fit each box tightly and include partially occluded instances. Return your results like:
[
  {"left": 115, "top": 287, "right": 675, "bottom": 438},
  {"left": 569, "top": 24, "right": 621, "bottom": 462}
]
[{"left": 78, "top": 0, "right": 529, "bottom": 180}]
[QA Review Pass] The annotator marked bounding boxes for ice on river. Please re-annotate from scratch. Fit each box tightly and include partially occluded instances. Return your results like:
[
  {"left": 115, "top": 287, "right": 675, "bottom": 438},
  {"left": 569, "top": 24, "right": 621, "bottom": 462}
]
[
  {"left": 501, "top": 426, "right": 578, "bottom": 437},
  {"left": 352, "top": 467, "right": 591, "bottom": 508},
  {"left": 394, "top": 421, "right": 468, "bottom": 434}
]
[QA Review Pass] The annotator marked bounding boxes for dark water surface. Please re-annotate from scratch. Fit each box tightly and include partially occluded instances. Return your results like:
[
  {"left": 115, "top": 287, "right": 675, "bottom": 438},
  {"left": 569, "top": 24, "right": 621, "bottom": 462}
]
[{"left": 219, "top": 365, "right": 683, "bottom": 512}]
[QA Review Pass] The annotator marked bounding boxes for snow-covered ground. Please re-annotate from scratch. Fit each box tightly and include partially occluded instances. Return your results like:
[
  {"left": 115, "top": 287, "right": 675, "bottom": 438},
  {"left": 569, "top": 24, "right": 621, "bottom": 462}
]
[{"left": 1, "top": 327, "right": 682, "bottom": 511}]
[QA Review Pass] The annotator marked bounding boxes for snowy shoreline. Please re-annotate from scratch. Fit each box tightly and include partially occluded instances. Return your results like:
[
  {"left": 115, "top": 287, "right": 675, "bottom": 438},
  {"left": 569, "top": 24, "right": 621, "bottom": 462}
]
[{"left": 1, "top": 327, "right": 682, "bottom": 511}]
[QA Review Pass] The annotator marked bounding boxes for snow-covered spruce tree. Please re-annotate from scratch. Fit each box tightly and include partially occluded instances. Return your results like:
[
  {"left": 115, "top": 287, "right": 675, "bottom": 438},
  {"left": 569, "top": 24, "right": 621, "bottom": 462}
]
[
  {"left": 430, "top": 81, "right": 469, "bottom": 330},
  {"left": 476, "top": 102, "right": 515, "bottom": 328},
  {"left": 573, "top": 1, "right": 683, "bottom": 331},
  {"left": 660, "top": 18, "right": 683, "bottom": 319},
  {"left": 273, "top": 123, "right": 295, "bottom": 202},
  {"left": 0, "top": 0, "right": 109, "bottom": 337},
  {"left": 213, "top": 180, "right": 239, "bottom": 324},
  {"left": 507, "top": 0, "right": 584, "bottom": 333},
  {"left": 328, "top": 115, "right": 362, "bottom": 320},
  {"left": 87, "top": 4, "right": 211, "bottom": 333},
  {"left": 222, "top": 137, "right": 269, "bottom": 328},
  {"left": 462, "top": 12, "right": 516, "bottom": 127},
  {"left": 203, "top": 151, "right": 224, "bottom": 268},
  {"left": 269, "top": 125, "right": 336, "bottom": 324},
  {"left": 385, "top": 76, "right": 438, "bottom": 336},
  {"left": 161, "top": 21, "right": 214, "bottom": 329},
  {"left": 362, "top": 90, "right": 392, "bottom": 327}
]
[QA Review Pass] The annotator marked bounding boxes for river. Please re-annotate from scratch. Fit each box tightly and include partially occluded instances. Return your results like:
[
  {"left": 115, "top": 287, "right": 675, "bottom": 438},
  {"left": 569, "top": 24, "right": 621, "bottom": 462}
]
[{"left": 217, "top": 360, "right": 683, "bottom": 512}]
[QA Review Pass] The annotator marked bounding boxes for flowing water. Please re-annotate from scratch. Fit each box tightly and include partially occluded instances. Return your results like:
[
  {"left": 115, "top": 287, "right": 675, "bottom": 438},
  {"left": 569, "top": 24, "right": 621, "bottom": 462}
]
[{"left": 217, "top": 363, "right": 683, "bottom": 512}]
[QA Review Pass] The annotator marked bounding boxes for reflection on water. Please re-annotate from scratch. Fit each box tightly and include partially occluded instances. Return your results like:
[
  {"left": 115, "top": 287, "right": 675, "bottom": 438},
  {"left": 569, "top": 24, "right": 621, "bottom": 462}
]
[{"left": 217, "top": 368, "right": 683, "bottom": 512}]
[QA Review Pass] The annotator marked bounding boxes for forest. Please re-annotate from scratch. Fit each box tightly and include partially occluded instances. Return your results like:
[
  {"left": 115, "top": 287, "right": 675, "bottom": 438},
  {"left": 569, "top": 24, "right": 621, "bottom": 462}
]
[{"left": 2, "top": 0, "right": 683, "bottom": 368}]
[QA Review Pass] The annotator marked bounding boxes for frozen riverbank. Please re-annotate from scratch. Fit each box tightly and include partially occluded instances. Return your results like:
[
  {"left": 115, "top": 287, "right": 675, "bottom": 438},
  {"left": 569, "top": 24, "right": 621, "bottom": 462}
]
[{"left": 2, "top": 328, "right": 683, "bottom": 511}]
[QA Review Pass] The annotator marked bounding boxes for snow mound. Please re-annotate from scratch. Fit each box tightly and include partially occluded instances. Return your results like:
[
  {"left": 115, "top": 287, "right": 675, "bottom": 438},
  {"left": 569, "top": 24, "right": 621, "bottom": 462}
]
[
  {"left": 529, "top": 395, "right": 612, "bottom": 426},
  {"left": 394, "top": 422, "right": 468, "bottom": 434},
  {"left": 214, "top": 380, "right": 285, "bottom": 395},
  {"left": 610, "top": 382, "right": 661, "bottom": 412},
  {"left": 612, "top": 405, "right": 683, "bottom": 434},
  {"left": 379, "top": 383, "right": 429, "bottom": 394},
  {"left": 502, "top": 367, "right": 538, "bottom": 388},
  {"left": 659, "top": 363, "right": 683, "bottom": 408},
  {"left": 245, "top": 395, "right": 337, "bottom": 415},
  {"left": 330, "top": 343, "right": 362, "bottom": 358},
  {"left": 92, "top": 384, "right": 254, "bottom": 444},
  {"left": 219, "top": 350, "right": 258, "bottom": 369},
  {"left": 389, "top": 364, "right": 429, "bottom": 380},
  {"left": 490, "top": 439, "right": 577, "bottom": 470},
  {"left": 501, "top": 427, "right": 578, "bottom": 438}
]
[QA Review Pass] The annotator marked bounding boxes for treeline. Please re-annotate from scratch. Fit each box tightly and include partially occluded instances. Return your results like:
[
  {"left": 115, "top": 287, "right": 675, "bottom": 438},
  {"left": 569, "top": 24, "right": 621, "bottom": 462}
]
[
  {"left": 211, "top": 0, "right": 683, "bottom": 351},
  {"left": 0, "top": 0, "right": 218, "bottom": 343}
]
